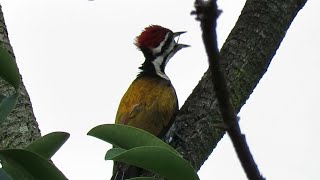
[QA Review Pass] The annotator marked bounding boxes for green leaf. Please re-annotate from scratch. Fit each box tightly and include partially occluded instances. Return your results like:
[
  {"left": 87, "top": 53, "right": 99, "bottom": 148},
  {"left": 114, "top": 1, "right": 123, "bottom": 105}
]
[
  {"left": 0, "top": 149, "right": 67, "bottom": 180},
  {"left": 25, "top": 132, "right": 70, "bottom": 159},
  {"left": 0, "top": 169, "right": 13, "bottom": 180},
  {"left": 0, "top": 95, "right": 6, "bottom": 102},
  {"left": 105, "top": 148, "right": 127, "bottom": 160},
  {"left": 88, "top": 124, "right": 180, "bottom": 156},
  {"left": 105, "top": 146, "right": 199, "bottom": 180},
  {"left": 0, "top": 47, "right": 20, "bottom": 89},
  {"left": 0, "top": 93, "right": 19, "bottom": 126}
]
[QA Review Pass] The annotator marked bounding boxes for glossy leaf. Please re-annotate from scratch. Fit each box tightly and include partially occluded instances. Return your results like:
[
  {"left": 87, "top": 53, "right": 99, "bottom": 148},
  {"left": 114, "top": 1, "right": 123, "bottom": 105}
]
[
  {"left": 0, "top": 95, "right": 5, "bottom": 102},
  {"left": 0, "top": 47, "right": 20, "bottom": 89},
  {"left": 105, "top": 146, "right": 199, "bottom": 180},
  {"left": 88, "top": 124, "right": 180, "bottom": 156},
  {"left": 0, "top": 93, "right": 18, "bottom": 126},
  {"left": 105, "top": 147, "right": 126, "bottom": 160},
  {"left": 25, "top": 132, "right": 70, "bottom": 159},
  {"left": 0, "top": 169, "right": 13, "bottom": 180},
  {"left": 0, "top": 149, "right": 67, "bottom": 180}
]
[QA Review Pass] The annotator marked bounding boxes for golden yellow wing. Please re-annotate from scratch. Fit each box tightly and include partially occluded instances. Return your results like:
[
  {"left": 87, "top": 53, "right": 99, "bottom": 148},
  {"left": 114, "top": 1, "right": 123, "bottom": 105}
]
[{"left": 115, "top": 76, "right": 178, "bottom": 137}]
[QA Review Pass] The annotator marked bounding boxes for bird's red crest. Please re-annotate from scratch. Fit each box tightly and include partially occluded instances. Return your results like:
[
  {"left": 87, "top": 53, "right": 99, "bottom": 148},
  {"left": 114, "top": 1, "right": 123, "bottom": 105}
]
[{"left": 135, "top": 25, "right": 172, "bottom": 49}]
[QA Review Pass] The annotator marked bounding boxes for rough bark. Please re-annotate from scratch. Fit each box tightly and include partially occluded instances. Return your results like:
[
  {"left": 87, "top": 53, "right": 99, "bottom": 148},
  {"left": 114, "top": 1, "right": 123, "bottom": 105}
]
[
  {"left": 166, "top": 0, "right": 308, "bottom": 171},
  {"left": 0, "top": 4, "right": 41, "bottom": 149}
]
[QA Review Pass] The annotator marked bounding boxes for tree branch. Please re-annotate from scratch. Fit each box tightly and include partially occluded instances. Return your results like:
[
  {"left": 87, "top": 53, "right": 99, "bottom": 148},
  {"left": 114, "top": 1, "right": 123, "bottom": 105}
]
[
  {"left": 192, "top": 0, "right": 264, "bottom": 179},
  {"left": 0, "top": 4, "right": 41, "bottom": 149},
  {"left": 166, "top": 0, "right": 308, "bottom": 172}
]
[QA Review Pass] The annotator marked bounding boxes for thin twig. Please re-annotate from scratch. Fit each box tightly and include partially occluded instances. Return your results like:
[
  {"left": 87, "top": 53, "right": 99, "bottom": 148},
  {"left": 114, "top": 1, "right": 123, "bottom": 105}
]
[{"left": 192, "top": 0, "right": 265, "bottom": 179}]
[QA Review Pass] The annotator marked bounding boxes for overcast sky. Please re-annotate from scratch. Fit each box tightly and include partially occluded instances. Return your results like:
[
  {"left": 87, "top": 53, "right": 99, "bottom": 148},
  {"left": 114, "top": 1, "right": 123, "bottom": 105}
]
[{"left": 1, "top": 0, "right": 320, "bottom": 179}]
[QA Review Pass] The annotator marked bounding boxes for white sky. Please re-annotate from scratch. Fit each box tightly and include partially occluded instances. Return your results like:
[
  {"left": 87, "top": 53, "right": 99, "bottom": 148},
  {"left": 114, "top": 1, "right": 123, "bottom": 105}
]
[{"left": 1, "top": 0, "right": 320, "bottom": 179}]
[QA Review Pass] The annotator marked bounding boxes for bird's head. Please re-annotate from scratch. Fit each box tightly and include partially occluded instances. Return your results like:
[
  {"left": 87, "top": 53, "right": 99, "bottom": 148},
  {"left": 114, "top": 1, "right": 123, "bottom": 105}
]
[{"left": 135, "top": 25, "right": 189, "bottom": 80}]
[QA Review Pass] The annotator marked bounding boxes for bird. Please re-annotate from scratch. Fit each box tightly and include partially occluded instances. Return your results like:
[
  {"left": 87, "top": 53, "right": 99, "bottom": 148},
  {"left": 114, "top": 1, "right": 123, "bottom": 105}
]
[{"left": 111, "top": 25, "right": 189, "bottom": 180}]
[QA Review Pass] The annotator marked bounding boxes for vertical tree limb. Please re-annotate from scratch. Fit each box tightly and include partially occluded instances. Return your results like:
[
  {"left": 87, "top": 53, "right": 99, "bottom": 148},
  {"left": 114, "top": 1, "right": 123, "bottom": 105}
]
[
  {"left": 0, "top": 4, "right": 41, "bottom": 149},
  {"left": 192, "top": 0, "right": 264, "bottom": 179}
]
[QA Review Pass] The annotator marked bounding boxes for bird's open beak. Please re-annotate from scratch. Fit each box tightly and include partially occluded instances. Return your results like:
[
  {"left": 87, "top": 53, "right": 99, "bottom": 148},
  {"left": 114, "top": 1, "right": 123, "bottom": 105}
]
[
  {"left": 173, "top": 31, "right": 187, "bottom": 38},
  {"left": 173, "top": 31, "right": 190, "bottom": 49}
]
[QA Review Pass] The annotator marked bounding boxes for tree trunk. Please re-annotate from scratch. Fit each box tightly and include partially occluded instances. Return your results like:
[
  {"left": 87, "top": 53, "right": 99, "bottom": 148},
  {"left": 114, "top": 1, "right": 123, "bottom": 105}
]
[
  {"left": 0, "top": 4, "right": 41, "bottom": 149},
  {"left": 166, "top": 0, "right": 308, "bottom": 171}
]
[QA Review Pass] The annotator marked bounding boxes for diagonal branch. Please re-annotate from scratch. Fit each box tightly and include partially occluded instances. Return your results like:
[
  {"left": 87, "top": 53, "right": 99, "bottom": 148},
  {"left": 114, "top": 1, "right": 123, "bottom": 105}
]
[
  {"left": 167, "top": 0, "right": 308, "bottom": 172},
  {"left": 192, "top": 0, "right": 264, "bottom": 179}
]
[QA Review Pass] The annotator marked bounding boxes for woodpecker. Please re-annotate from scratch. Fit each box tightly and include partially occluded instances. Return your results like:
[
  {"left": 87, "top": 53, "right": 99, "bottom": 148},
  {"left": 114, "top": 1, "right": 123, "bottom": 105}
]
[{"left": 111, "top": 25, "right": 189, "bottom": 180}]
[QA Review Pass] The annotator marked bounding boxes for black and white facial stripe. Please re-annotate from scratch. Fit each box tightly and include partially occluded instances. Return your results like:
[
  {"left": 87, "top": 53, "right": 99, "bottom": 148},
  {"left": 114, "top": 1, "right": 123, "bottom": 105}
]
[{"left": 151, "top": 32, "right": 177, "bottom": 80}]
